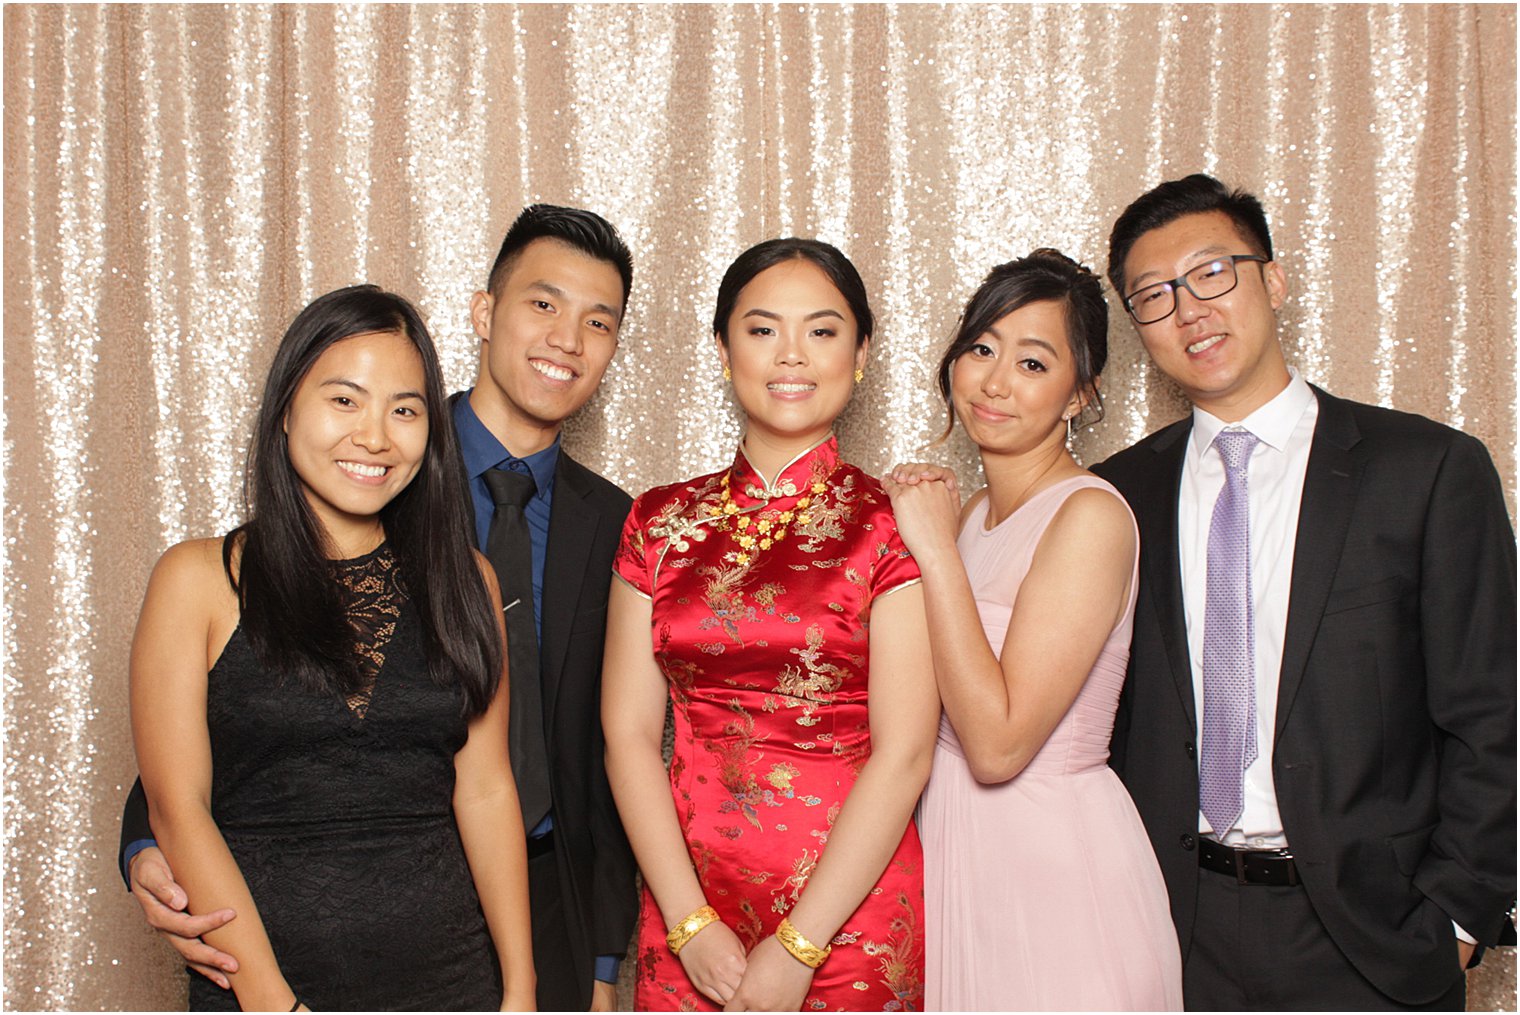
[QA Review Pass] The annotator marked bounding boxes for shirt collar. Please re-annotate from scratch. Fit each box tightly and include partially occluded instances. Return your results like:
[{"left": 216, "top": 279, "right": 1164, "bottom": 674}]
[
  {"left": 1189, "top": 369, "right": 1315, "bottom": 458},
  {"left": 729, "top": 433, "right": 840, "bottom": 506},
  {"left": 453, "top": 389, "right": 561, "bottom": 491}
]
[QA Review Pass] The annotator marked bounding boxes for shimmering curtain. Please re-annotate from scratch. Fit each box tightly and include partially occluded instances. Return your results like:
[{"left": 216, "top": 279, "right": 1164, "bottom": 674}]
[{"left": 4, "top": 5, "right": 1513, "bottom": 1010}]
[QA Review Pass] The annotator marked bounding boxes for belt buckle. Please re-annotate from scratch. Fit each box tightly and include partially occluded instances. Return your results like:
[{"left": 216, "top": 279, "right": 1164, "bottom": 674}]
[{"left": 1240, "top": 847, "right": 1298, "bottom": 886}]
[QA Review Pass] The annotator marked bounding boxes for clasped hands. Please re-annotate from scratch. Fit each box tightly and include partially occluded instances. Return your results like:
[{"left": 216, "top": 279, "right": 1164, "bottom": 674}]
[
  {"left": 882, "top": 462, "right": 961, "bottom": 558},
  {"left": 678, "top": 919, "right": 815, "bottom": 1011}
]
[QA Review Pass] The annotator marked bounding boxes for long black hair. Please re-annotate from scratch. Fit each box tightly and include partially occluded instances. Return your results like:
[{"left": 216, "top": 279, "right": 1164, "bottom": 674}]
[
  {"left": 233, "top": 285, "right": 501, "bottom": 717},
  {"left": 936, "top": 249, "right": 1109, "bottom": 438}
]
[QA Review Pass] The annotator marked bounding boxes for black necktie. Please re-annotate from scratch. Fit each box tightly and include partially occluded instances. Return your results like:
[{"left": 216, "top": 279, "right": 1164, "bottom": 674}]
[{"left": 484, "top": 466, "right": 552, "bottom": 829}]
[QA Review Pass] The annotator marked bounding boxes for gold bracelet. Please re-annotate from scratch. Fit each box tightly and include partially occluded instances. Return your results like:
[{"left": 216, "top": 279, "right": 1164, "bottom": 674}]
[
  {"left": 775, "top": 916, "right": 831, "bottom": 968},
  {"left": 666, "top": 904, "right": 720, "bottom": 956}
]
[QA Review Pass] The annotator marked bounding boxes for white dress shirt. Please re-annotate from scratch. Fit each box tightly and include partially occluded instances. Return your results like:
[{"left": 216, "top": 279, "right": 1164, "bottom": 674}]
[
  {"left": 1180, "top": 370, "right": 1316, "bottom": 848},
  {"left": 1177, "top": 371, "right": 1477, "bottom": 946}
]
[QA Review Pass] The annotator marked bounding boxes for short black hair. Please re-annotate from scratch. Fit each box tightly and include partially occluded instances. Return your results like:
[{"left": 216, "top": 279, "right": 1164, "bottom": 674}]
[
  {"left": 486, "top": 204, "right": 634, "bottom": 309},
  {"left": 936, "top": 248, "right": 1108, "bottom": 436},
  {"left": 712, "top": 238, "right": 873, "bottom": 347},
  {"left": 1107, "top": 174, "right": 1273, "bottom": 297}
]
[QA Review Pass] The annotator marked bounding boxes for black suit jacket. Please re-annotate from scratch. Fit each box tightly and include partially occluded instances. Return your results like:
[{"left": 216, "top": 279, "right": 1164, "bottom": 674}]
[
  {"left": 120, "top": 440, "right": 639, "bottom": 1000},
  {"left": 533, "top": 448, "right": 638, "bottom": 981},
  {"left": 1093, "top": 385, "right": 1516, "bottom": 1004}
]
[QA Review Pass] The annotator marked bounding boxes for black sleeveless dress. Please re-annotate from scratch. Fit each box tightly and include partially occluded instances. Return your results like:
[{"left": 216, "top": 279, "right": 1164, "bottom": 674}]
[{"left": 189, "top": 543, "right": 501, "bottom": 1011}]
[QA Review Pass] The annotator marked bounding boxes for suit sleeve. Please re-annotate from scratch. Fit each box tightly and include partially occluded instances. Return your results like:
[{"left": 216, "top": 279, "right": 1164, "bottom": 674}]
[
  {"left": 119, "top": 776, "right": 153, "bottom": 887},
  {"left": 592, "top": 496, "right": 642, "bottom": 955},
  {"left": 1414, "top": 432, "right": 1517, "bottom": 944},
  {"left": 588, "top": 697, "right": 640, "bottom": 955},
  {"left": 1090, "top": 456, "right": 1132, "bottom": 780},
  {"left": 611, "top": 494, "right": 653, "bottom": 597},
  {"left": 1109, "top": 660, "right": 1134, "bottom": 779}
]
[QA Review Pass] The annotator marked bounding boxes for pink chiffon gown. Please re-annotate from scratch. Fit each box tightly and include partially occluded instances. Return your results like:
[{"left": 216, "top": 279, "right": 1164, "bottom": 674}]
[{"left": 919, "top": 474, "right": 1183, "bottom": 1011}]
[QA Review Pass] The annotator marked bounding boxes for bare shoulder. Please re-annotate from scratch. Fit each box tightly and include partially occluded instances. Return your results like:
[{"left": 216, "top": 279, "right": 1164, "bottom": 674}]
[
  {"left": 1044, "top": 485, "right": 1137, "bottom": 558},
  {"left": 148, "top": 537, "right": 233, "bottom": 601},
  {"left": 135, "top": 537, "right": 238, "bottom": 662}
]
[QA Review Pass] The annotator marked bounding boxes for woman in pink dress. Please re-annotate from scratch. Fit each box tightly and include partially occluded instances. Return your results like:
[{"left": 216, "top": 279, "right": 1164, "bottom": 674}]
[
  {"left": 603, "top": 239, "right": 937, "bottom": 1011},
  {"left": 885, "top": 249, "right": 1183, "bottom": 1011}
]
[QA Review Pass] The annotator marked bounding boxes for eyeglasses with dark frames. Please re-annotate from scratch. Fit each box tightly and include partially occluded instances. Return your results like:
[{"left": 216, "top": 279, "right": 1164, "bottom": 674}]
[{"left": 1123, "top": 254, "right": 1269, "bottom": 325}]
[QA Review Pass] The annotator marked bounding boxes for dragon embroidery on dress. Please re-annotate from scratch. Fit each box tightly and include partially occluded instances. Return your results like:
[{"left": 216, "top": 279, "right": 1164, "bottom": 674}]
[
  {"left": 793, "top": 472, "right": 857, "bottom": 551},
  {"left": 832, "top": 717, "right": 875, "bottom": 775},
  {"left": 655, "top": 624, "right": 703, "bottom": 704},
  {"left": 774, "top": 623, "right": 849, "bottom": 726},
  {"left": 772, "top": 847, "right": 820, "bottom": 913},
  {"left": 688, "top": 838, "right": 718, "bottom": 886}
]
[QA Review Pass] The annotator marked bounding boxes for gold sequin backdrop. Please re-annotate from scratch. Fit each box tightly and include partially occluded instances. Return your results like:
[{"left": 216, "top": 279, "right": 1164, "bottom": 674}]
[{"left": 3, "top": 4, "right": 1514, "bottom": 1010}]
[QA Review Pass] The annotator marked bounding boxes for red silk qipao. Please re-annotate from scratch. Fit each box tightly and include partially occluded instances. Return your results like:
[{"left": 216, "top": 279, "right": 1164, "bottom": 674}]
[{"left": 614, "top": 436, "right": 926, "bottom": 1012}]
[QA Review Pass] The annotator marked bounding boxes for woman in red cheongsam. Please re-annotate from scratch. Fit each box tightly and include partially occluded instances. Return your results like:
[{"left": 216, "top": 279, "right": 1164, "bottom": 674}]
[{"left": 603, "top": 239, "right": 937, "bottom": 1012}]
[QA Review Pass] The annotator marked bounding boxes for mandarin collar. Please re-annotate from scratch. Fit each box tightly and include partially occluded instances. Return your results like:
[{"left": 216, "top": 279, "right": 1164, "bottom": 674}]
[{"left": 728, "top": 434, "right": 841, "bottom": 506}]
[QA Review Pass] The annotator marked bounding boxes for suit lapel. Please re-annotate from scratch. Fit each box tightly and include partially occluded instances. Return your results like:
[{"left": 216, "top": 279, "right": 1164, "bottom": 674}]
[
  {"left": 1142, "top": 422, "right": 1198, "bottom": 729},
  {"left": 540, "top": 452, "right": 598, "bottom": 728},
  {"left": 1275, "top": 386, "right": 1362, "bottom": 738}
]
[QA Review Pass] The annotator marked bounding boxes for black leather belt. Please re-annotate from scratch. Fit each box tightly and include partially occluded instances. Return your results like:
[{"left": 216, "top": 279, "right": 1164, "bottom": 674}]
[{"left": 1198, "top": 837, "right": 1299, "bottom": 886}]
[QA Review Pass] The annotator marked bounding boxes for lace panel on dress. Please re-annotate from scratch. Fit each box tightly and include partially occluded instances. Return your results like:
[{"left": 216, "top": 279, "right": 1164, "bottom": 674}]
[{"left": 332, "top": 544, "right": 404, "bottom": 718}]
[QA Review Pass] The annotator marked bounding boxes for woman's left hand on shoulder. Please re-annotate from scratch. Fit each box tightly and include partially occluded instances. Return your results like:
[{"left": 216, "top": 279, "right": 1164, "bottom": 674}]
[
  {"left": 723, "top": 936, "right": 814, "bottom": 1012},
  {"left": 882, "top": 462, "right": 961, "bottom": 557}
]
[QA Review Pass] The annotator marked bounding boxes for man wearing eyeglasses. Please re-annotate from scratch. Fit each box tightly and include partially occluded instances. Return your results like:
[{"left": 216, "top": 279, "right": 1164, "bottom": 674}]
[{"left": 1092, "top": 174, "right": 1515, "bottom": 1010}]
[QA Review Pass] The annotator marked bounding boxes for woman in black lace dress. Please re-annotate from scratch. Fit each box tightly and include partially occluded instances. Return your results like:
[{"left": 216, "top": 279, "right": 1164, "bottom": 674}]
[{"left": 130, "top": 286, "right": 535, "bottom": 1010}]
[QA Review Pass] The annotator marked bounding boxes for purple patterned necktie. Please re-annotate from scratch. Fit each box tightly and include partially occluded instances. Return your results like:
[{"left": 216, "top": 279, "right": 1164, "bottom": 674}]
[{"left": 1199, "top": 428, "right": 1261, "bottom": 836}]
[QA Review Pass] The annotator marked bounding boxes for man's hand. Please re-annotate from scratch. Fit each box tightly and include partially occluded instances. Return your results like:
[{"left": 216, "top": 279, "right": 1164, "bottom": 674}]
[
  {"left": 1458, "top": 939, "right": 1476, "bottom": 970},
  {"left": 128, "top": 846, "right": 238, "bottom": 988},
  {"left": 589, "top": 979, "right": 617, "bottom": 1011}
]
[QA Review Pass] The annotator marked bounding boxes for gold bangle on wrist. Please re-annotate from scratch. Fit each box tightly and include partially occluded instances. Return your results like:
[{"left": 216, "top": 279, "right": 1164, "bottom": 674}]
[
  {"left": 666, "top": 904, "right": 720, "bottom": 956},
  {"left": 775, "top": 915, "right": 831, "bottom": 968}
]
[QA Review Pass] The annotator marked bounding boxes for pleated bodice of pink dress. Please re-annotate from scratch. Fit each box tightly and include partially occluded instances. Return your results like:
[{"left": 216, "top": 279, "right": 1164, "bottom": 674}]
[{"left": 918, "top": 474, "right": 1182, "bottom": 1011}]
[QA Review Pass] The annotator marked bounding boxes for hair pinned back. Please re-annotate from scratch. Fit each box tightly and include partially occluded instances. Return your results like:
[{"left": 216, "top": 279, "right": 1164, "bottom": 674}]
[{"left": 936, "top": 249, "right": 1108, "bottom": 439}]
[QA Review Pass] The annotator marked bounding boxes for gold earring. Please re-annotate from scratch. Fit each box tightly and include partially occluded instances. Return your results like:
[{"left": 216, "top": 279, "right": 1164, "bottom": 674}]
[
  {"left": 723, "top": 365, "right": 731, "bottom": 381},
  {"left": 854, "top": 368, "right": 864, "bottom": 383}
]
